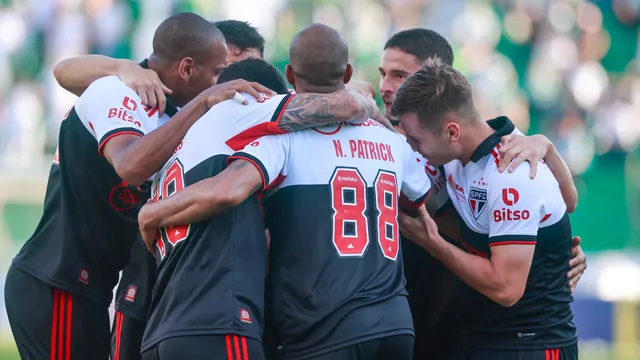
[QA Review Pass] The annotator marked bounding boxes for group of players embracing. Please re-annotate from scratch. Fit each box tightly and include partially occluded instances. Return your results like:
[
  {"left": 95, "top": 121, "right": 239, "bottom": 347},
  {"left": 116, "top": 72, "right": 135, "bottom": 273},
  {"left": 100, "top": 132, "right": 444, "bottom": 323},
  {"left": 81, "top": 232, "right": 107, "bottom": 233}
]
[{"left": 5, "top": 11, "right": 587, "bottom": 360}]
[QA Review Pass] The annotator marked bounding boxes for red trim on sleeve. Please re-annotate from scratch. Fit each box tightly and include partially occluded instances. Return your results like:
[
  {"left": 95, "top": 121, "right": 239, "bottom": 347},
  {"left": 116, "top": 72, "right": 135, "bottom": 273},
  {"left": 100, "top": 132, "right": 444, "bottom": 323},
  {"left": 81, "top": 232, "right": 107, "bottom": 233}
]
[
  {"left": 400, "top": 190, "right": 429, "bottom": 210},
  {"left": 227, "top": 155, "right": 267, "bottom": 189},
  {"left": 270, "top": 94, "right": 295, "bottom": 129},
  {"left": 97, "top": 131, "right": 143, "bottom": 157},
  {"left": 489, "top": 240, "right": 537, "bottom": 247}
]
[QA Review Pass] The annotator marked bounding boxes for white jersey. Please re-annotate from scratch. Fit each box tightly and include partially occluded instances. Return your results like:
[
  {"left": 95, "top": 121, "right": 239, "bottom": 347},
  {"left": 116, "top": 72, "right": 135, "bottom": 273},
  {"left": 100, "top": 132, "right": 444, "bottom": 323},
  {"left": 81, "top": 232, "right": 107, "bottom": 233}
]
[
  {"left": 141, "top": 93, "right": 297, "bottom": 352},
  {"left": 444, "top": 117, "right": 576, "bottom": 349},
  {"left": 232, "top": 119, "right": 430, "bottom": 359}
]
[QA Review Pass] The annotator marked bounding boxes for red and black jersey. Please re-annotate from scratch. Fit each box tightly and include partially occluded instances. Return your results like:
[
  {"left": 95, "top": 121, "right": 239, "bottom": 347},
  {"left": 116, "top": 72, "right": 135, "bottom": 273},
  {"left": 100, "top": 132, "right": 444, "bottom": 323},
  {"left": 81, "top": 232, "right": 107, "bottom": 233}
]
[
  {"left": 230, "top": 119, "right": 431, "bottom": 359},
  {"left": 141, "top": 94, "right": 293, "bottom": 352},
  {"left": 12, "top": 75, "right": 168, "bottom": 305}
]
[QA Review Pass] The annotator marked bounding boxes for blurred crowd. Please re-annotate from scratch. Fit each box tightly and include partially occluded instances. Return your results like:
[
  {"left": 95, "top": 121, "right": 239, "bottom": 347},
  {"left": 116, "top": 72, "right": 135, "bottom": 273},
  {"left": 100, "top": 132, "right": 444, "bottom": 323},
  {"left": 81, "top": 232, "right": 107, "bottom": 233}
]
[
  {"left": 0, "top": 0, "right": 639, "bottom": 175},
  {"left": 0, "top": 0, "right": 639, "bottom": 251}
]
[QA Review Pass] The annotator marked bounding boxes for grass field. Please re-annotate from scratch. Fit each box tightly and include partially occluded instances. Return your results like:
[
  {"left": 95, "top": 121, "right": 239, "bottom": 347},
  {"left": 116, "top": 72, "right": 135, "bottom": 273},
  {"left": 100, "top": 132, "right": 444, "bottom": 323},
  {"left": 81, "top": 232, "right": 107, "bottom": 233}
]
[{"left": 0, "top": 340, "right": 18, "bottom": 360}]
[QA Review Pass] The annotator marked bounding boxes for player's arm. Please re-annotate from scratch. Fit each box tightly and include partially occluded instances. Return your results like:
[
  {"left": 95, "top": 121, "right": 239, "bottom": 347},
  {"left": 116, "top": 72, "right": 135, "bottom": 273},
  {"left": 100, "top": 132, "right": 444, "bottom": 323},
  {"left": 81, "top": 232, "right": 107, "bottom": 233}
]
[
  {"left": 138, "top": 134, "right": 289, "bottom": 251},
  {"left": 275, "top": 90, "right": 382, "bottom": 132},
  {"left": 53, "top": 55, "right": 171, "bottom": 112},
  {"left": 401, "top": 173, "right": 541, "bottom": 307},
  {"left": 498, "top": 134, "right": 577, "bottom": 213},
  {"left": 98, "top": 79, "right": 274, "bottom": 186}
]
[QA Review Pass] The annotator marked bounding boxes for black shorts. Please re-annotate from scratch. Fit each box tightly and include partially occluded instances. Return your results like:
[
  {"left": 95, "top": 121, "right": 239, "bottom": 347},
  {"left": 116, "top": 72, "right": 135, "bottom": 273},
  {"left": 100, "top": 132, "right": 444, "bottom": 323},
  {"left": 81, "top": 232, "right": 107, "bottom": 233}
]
[
  {"left": 112, "top": 311, "right": 146, "bottom": 360},
  {"left": 445, "top": 344, "right": 579, "bottom": 360},
  {"left": 4, "top": 265, "right": 110, "bottom": 360},
  {"left": 141, "top": 334, "right": 265, "bottom": 360},
  {"left": 307, "top": 334, "right": 414, "bottom": 360}
]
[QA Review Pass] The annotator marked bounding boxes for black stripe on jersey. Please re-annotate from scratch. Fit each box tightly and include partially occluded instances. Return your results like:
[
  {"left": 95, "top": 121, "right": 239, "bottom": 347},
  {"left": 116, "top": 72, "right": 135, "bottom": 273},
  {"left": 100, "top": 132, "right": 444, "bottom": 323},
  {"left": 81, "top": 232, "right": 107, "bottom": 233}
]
[
  {"left": 488, "top": 234, "right": 537, "bottom": 247},
  {"left": 270, "top": 93, "right": 293, "bottom": 124},
  {"left": 227, "top": 152, "right": 269, "bottom": 189},
  {"left": 98, "top": 128, "right": 145, "bottom": 156}
]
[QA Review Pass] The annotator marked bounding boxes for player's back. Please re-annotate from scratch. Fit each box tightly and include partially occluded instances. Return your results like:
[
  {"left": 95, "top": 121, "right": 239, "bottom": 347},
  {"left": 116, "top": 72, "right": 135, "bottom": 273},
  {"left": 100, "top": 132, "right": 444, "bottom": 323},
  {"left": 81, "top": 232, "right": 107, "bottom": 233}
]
[
  {"left": 12, "top": 76, "right": 163, "bottom": 305},
  {"left": 247, "top": 120, "right": 430, "bottom": 359},
  {"left": 141, "top": 93, "right": 293, "bottom": 352}
]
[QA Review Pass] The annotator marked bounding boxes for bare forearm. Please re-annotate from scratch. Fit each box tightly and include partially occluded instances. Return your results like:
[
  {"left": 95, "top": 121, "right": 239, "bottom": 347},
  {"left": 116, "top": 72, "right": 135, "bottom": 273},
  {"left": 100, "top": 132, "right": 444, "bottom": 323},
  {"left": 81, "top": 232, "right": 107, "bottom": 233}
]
[
  {"left": 544, "top": 144, "right": 577, "bottom": 212},
  {"left": 277, "top": 90, "right": 375, "bottom": 132},
  {"left": 122, "top": 98, "right": 208, "bottom": 185},
  {"left": 424, "top": 236, "right": 507, "bottom": 304},
  {"left": 53, "top": 55, "right": 130, "bottom": 96},
  {"left": 145, "top": 185, "right": 232, "bottom": 229}
]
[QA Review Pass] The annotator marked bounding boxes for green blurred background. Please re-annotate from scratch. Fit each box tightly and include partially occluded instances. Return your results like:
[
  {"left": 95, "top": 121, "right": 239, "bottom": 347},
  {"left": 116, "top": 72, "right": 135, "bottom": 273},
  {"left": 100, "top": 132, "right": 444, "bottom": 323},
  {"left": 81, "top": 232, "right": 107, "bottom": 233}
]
[{"left": 0, "top": 0, "right": 639, "bottom": 359}]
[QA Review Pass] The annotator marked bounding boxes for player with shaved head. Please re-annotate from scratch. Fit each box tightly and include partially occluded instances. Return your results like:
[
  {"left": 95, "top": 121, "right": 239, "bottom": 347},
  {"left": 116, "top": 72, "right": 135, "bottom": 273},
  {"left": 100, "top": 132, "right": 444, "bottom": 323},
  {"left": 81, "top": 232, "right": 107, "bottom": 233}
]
[{"left": 137, "top": 23, "right": 427, "bottom": 360}]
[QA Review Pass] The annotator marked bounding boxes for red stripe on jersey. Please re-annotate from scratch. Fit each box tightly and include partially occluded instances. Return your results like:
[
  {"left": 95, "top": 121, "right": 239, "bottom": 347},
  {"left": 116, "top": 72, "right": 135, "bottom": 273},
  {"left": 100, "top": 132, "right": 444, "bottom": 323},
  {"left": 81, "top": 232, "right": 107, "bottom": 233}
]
[
  {"left": 545, "top": 349, "right": 551, "bottom": 360},
  {"left": 233, "top": 335, "right": 242, "bottom": 360},
  {"left": 490, "top": 240, "right": 537, "bottom": 247},
  {"left": 65, "top": 294, "right": 73, "bottom": 360},
  {"left": 540, "top": 213, "right": 552, "bottom": 223},
  {"left": 225, "top": 122, "right": 287, "bottom": 151},
  {"left": 58, "top": 292, "right": 66, "bottom": 360},
  {"left": 265, "top": 173, "right": 287, "bottom": 192},
  {"left": 241, "top": 336, "right": 249, "bottom": 359},
  {"left": 97, "top": 131, "right": 144, "bottom": 157},
  {"left": 225, "top": 335, "right": 233, "bottom": 360},
  {"left": 490, "top": 145, "right": 501, "bottom": 167},
  {"left": 147, "top": 106, "right": 159, "bottom": 118},
  {"left": 271, "top": 94, "right": 295, "bottom": 129},
  {"left": 51, "top": 289, "right": 59, "bottom": 360}
]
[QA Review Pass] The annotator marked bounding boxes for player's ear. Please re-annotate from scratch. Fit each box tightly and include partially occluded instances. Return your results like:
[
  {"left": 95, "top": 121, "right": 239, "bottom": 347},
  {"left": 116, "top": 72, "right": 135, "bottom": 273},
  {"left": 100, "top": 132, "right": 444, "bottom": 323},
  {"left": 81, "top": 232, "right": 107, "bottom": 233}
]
[
  {"left": 446, "top": 121, "right": 461, "bottom": 142},
  {"left": 285, "top": 64, "right": 295, "bottom": 87},
  {"left": 178, "top": 57, "right": 196, "bottom": 81},
  {"left": 343, "top": 64, "right": 354, "bottom": 84}
]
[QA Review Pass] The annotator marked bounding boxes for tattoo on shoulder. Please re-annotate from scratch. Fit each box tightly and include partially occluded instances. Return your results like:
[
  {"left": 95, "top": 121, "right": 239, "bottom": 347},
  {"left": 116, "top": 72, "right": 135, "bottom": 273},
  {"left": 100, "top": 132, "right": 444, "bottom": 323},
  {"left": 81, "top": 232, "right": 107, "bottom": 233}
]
[
  {"left": 277, "top": 92, "right": 368, "bottom": 132},
  {"left": 229, "top": 159, "right": 250, "bottom": 170}
]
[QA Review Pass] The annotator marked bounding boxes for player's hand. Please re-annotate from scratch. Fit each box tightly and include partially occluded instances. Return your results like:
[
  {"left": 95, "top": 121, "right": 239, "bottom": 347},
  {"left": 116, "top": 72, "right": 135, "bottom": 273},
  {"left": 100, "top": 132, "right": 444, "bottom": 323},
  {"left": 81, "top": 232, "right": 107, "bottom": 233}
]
[
  {"left": 399, "top": 205, "right": 440, "bottom": 249},
  {"left": 138, "top": 200, "right": 159, "bottom": 255},
  {"left": 117, "top": 61, "right": 172, "bottom": 116},
  {"left": 567, "top": 236, "right": 587, "bottom": 293},
  {"left": 498, "top": 134, "right": 551, "bottom": 178},
  {"left": 345, "top": 80, "right": 377, "bottom": 99},
  {"left": 200, "top": 79, "right": 277, "bottom": 109}
]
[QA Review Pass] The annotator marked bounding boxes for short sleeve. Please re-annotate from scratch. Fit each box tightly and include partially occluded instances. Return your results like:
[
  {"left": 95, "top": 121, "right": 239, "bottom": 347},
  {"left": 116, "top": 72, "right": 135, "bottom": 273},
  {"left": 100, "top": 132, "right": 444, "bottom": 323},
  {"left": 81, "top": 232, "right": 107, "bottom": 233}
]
[
  {"left": 487, "top": 166, "right": 542, "bottom": 247},
  {"left": 75, "top": 76, "right": 149, "bottom": 156},
  {"left": 226, "top": 133, "right": 291, "bottom": 190},
  {"left": 399, "top": 145, "right": 431, "bottom": 210},
  {"left": 420, "top": 155, "right": 450, "bottom": 212}
]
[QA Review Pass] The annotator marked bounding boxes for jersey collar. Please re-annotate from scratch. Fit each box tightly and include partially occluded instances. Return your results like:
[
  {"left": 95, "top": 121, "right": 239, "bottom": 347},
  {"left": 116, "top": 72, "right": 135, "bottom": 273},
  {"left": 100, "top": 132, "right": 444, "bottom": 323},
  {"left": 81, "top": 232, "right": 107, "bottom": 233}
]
[
  {"left": 469, "top": 116, "right": 515, "bottom": 163},
  {"left": 138, "top": 59, "right": 179, "bottom": 117}
]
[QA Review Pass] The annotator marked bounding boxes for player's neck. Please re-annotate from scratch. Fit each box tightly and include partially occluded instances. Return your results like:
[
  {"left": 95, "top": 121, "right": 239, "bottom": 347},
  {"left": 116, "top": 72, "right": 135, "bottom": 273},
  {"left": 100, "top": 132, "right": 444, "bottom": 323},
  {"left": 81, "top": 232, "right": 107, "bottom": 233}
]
[
  {"left": 458, "top": 120, "right": 495, "bottom": 166},
  {"left": 294, "top": 81, "right": 345, "bottom": 94}
]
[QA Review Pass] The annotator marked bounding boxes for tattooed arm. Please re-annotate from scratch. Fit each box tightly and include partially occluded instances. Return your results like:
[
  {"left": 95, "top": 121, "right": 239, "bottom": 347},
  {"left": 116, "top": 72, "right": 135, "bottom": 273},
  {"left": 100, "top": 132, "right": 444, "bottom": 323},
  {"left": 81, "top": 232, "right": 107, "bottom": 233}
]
[
  {"left": 139, "top": 160, "right": 262, "bottom": 252},
  {"left": 276, "top": 89, "right": 382, "bottom": 132}
]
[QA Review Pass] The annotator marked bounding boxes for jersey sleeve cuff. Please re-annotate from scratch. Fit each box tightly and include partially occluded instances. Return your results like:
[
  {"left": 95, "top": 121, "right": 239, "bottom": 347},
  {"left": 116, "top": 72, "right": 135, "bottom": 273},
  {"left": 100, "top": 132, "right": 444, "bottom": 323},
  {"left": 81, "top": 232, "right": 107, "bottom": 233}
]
[
  {"left": 399, "top": 191, "right": 428, "bottom": 210},
  {"left": 226, "top": 152, "right": 269, "bottom": 190},
  {"left": 98, "top": 128, "right": 145, "bottom": 157},
  {"left": 489, "top": 235, "right": 537, "bottom": 247},
  {"left": 269, "top": 93, "right": 295, "bottom": 132}
]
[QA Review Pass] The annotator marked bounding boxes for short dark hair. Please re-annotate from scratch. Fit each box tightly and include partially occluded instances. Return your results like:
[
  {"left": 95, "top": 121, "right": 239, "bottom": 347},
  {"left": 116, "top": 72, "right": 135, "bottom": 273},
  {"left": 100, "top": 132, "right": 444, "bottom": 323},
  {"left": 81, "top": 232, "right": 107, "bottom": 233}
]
[
  {"left": 217, "top": 58, "right": 289, "bottom": 94},
  {"left": 391, "top": 58, "right": 473, "bottom": 128},
  {"left": 152, "top": 13, "right": 224, "bottom": 62},
  {"left": 384, "top": 28, "right": 454, "bottom": 66},
  {"left": 213, "top": 20, "right": 265, "bottom": 56}
]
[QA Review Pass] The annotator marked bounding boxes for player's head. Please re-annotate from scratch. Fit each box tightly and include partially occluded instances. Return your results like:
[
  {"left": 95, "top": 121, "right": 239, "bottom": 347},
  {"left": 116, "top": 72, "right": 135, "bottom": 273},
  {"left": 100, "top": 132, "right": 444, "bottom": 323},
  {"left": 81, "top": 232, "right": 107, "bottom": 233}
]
[
  {"left": 217, "top": 58, "right": 289, "bottom": 94},
  {"left": 286, "top": 23, "right": 353, "bottom": 94},
  {"left": 380, "top": 28, "right": 454, "bottom": 119},
  {"left": 391, "top": 58, "right": 480, "bottom": 166},
  {"left": 213, "top": 20, "right": 265, "bottom": 64},
  {"left": 149, "top": 12, "right": 227, "bottom": 107}
]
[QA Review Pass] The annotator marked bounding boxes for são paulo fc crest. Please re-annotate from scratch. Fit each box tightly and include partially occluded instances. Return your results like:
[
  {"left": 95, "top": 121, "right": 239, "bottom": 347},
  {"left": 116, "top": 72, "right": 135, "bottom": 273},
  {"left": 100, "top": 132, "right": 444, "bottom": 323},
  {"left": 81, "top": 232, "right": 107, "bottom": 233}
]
[{"left": 468, "top": 187, "right": 487, "bottom": 219}]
